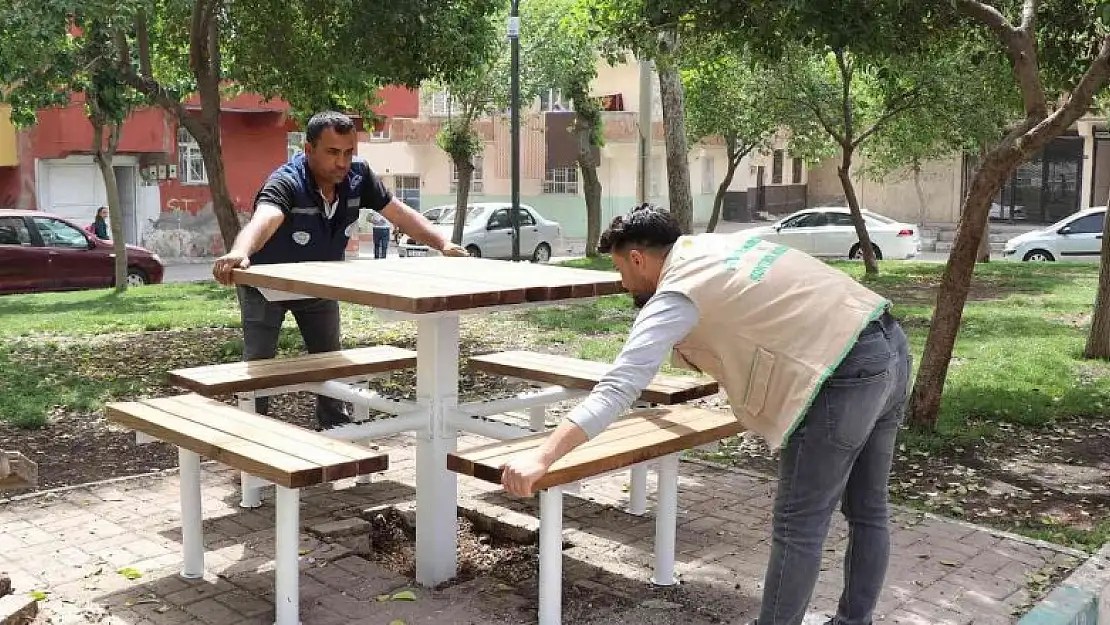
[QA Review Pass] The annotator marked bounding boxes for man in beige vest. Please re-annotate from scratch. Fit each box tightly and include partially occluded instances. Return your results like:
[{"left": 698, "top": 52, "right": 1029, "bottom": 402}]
[{"left": 502, "top": 205, "right": 912, "bottom": 625}]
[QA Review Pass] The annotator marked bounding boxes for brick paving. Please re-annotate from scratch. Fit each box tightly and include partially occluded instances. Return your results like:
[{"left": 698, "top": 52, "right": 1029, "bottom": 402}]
[{"left": 0, "top": 433, "right": 1087, "bottom": 624}]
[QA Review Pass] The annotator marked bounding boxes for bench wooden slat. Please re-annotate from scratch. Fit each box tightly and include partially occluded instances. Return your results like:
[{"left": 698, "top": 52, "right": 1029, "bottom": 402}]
[
  {"left": 148, "top": 394, "right": 381, "bottom": 470},
  {"left": 168, "top": 345, "right": 417, "bottom": 395},
  {"left": 468, "top": 350, "right": 718, "bottom": 405},
  {"left": 105, "top": 399, "right": 387, "bottom": 488},
  {"left": 448, "top": 406, "right": 741, "bottom": 491}
]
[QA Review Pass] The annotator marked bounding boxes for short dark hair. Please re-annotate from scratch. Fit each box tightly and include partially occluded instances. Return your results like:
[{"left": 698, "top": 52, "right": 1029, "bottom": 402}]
[
  {"left": 598, "top": 204, "right": 682, "bottom": 254},
  {"left": 306, "top": 111, "right": 356, "bottom": 144}
]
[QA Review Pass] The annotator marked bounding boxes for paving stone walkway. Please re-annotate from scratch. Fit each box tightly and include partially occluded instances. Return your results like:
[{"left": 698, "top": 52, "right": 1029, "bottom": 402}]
[{"left": 0, "top": 434, "right": 1087, "bottom": 625}]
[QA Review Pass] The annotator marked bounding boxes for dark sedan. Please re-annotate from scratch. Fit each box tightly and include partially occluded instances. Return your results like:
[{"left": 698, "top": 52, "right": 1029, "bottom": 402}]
[{"left": 0, "top": 209, "right": 164, "bottom": 294}]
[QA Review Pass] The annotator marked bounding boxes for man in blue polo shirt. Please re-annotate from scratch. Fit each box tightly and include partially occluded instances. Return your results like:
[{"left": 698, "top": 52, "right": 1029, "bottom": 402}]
[{"left": 213, "top": 111, "right": 465, "bottom": 429}]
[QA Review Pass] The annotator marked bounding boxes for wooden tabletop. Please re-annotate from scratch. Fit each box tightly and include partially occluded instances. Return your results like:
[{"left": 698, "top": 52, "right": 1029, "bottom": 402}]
[{"left": 232, "top": 257, "right": 624, "bottom": 314}]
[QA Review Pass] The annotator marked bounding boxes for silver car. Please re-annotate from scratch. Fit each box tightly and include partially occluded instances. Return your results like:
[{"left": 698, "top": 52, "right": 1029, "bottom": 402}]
[{"left": 398, "top": 202, "right": 562, "bottom": 262}]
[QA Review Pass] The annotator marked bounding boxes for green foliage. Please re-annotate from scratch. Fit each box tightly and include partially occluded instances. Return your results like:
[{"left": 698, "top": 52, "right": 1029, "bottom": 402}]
[{"left": 435, "top": 120, "right": 485, "bottom": 163}]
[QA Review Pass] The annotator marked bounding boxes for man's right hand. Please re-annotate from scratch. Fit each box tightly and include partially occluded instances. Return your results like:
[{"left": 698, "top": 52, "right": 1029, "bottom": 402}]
[{"left": 213, "top": 251, "right": 251, "bottom": 285}]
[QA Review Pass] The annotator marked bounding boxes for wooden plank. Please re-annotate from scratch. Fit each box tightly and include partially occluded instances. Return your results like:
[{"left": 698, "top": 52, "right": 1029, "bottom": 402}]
[
  {"left": 469, "top": 351, "right": 718, "bottom": 404},
  {"left": 168, "top": 345, "right": 416, "bottom": 395},
  {"left": 448, "top": 407, "right": 742, "bottom": 490},
  {"left": 147, "top": 395, "right": 386, "bottom": 480},
  {"left": 232, "top": 258, "right": 623, "bottom": 313}
]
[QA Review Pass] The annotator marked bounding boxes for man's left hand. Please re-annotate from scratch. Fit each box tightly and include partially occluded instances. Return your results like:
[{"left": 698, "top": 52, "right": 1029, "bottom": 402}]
[{"left": 440, "top": 242, "right": 469, "bottom": 257}]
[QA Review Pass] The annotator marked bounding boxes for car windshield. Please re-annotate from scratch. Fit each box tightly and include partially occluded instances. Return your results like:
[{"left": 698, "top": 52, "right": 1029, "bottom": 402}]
[{"left": 439, "top": 207, "right": 489, "bottom": 225}]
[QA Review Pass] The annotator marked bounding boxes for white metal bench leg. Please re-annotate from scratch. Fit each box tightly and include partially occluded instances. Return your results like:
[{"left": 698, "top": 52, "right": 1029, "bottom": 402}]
[
  {"left": 651, "top": 453, "right": 680, "bottom": 586},
  {"left": 628, "top": 464, "right": 649, "bottom": 516},
  {"left": 178, "top": 448, "right": 205, "bottom": 580},
  {"left": 274, "top": 485, "right": 301, "bottom": 625},
  {"left": 528, "top": 405, "right": 547, "bottom": 432},
  {"left": 237, "top": 393, "right": 265, "bottom": 508},
  {"left": 353, "top": 381, "right": 371, "bottom": 422},
  {"left": 539, "top": 487, "right": 564, "bottom": 625}
]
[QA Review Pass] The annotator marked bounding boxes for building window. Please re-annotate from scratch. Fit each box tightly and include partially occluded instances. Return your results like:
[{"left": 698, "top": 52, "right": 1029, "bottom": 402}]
[
  {"left": 394, "top": 175, "right": 421, "bottom": 209},
  {"left": 701, "top": 156, "right": 716, "bottom": 194},
  {"left": 792, "top": 157, "right": 803, "bottom": 184},
  {"left": 429, "top": 90, "right": 461, "bottom": 117},
  {"left": 369, "top": 123, "right": 390, "bottom": 141},
  {"left": 650, "top": 156, "right": 664, "bottom": 197},
  {"left": 449, "top": 154, "right": 484, "bottom": 194},
  {"left": 544, "top": 166, "right": 579, "bottom": 194},
  {"left": 539, "top": 89, "right": 568, "bottom": 112},
  {"left": 177, "top": 127, "right": 208, "bottom": 185},
  {"left": 772, "top": 150, "right": 784, "bottom": 184},
  {"left": 287, "top": 132, "right": 305, "bottom": 161}
]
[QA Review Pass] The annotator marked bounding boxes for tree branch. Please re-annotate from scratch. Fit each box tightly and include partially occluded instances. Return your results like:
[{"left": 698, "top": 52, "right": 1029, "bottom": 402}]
[
  {"left": 835, "top": 47, "right": 854, "bottom": 144},
  {"left": 1027, "top": 34, "right": 1110, "bottom": 149},
  {"left": 136, "top": 9, "right": 152, "bottom": 78},
  {"left": 852, "top": 87, "right": 926, "bottom": 148},
  {"left": 955, "top": 0, "right": 1046, "bottom": 116}
]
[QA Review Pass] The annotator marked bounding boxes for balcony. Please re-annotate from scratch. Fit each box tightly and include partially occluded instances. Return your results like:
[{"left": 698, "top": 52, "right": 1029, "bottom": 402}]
[{"left": 0, "top": 105, "right": 17, "bottom": 167}]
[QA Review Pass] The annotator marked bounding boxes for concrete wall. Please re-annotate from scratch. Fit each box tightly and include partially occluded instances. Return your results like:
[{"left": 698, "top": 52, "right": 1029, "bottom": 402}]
[{"left": 808, "top": 155, "right": 964, "bottom": 224}]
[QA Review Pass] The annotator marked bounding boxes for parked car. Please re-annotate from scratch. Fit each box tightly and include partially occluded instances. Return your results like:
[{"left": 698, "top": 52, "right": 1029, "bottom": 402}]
[
  {"left": 397, "top": 202, "right": 562, "bottom": 262},
  {"left": 744, "top": 207, "right": 921, "bottom": 260},
  {"left": 0, "top": 209, "right": 164, "bottom": 294},
  {"left": 1002, "top": 207, "right": 1106, "bottom": 262}
]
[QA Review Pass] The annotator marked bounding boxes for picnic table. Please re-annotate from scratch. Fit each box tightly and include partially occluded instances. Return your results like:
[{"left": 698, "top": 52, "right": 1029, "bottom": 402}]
[{"left": 233, "top": 256, "right": 622, "bottom": 585}]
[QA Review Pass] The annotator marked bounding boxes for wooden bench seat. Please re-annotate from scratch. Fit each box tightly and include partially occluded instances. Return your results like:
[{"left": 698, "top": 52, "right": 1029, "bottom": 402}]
[
  {"left": 449, "top": 406, "right": 741, "bottom": 625},
  {"left": 106, "top": 393, "right": 388, "bottom": 625},
  {"left": 168, "top": 345, "right": 417, "bottom": 396},
  {"left": 468, "top": 350, "right": 718, "bottom": 405}
]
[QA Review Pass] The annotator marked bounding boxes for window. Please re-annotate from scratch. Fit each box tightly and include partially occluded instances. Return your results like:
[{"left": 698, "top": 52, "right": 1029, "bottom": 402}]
[
  {"left": 544, "top": 166, "right": 579, "bottom": 194},
  {"left": 32, "top": 217, "right": 89, "bottom": 249},
  {"left": 429, "top": 90, "right": 461, "bottom": 116},
  {"left": 487, "top": 209, "right": 511, "bottom": 230},
  {"left": 792, "top": 157, "right": 803, "bottom": 184},
  {"left": 177, "top": 127, "right": 208, "bottom": 184},
  {"left": 449, "top": 154, "right": 484, "bottom": 194},
  {"left": 827, "top": 212, "right": 855, "bottom": 227},
  {"left": 287, "top": 132, "right": 305, "bottom": 161},
  {"left": 0, "top": 217, "right": 31, "bottom": 246},
  {"left": 780, "top": 212, "right": 823, "bottom": 229},
  {"left": 771, "top": 150, "right": 784, "bottom": 184},
  {"left": 539, "top": 88, "right": 568, "bottom": 112},
  {"left": 369, "top": 123, "right": 390, "bottom": 141},
  {"left": 1066, "top": 212, "right": 1105, "bottom": 234},
  {"left": 516, "top": 208, "right": 536, "bottom": 227},
  {"left": 701, "top": 156, "right": 716, "bottom": 194},
  {"left": 394, "top": 175, "right": 420, "bottom": 209}
]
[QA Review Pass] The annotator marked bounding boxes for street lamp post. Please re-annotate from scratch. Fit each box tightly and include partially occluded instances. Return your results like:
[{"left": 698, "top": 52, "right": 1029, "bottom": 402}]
[{"left": 508, "top": 0, "right": 521, "bottom": 261}]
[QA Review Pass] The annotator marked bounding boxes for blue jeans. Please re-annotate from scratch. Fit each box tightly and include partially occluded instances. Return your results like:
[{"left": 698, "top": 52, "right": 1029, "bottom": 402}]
[
  {"left": 373, "top": 227, "right": 391, "bottom": 259},
  {"left": 756, "top": 311, "right": 911, "bottom": 625}
]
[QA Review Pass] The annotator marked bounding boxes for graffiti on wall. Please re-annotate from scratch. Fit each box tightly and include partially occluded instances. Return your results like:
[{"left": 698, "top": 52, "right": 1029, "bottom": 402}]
[{"left": 145, "top": 195, "right": 251, "bottom": 258}]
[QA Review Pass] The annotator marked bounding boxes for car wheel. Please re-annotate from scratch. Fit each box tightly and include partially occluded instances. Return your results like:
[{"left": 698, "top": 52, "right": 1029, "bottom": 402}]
[
  {"left": 126, "top": 267, "right": 149, "bottom": 287},
  {"left": 532, "top": 242, "right": 552, "bottom": 263},
  {"left": 849, "top": 243, "right": 883, "bottom": 261},
  {"left": 465, "top": 245, "right": 482, "bottom": 258},
  {"left": 1023, "top": 249, "right": 1055, "bottom": 262}
]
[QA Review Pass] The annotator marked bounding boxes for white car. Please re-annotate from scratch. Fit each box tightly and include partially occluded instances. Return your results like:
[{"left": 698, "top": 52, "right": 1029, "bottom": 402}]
[
  {"left": 745, "top": 207, "right": 921, "bottom": 260},
  {"left": 1002, "top": 207, "right": 1106, "bottom": 262},
  {"left": 397, "top": 202, "right": 562, "bottom": 262}
]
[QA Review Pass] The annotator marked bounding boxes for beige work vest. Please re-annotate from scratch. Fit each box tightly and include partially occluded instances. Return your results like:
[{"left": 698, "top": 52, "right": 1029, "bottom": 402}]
[{"left": 657, "top": 234, "right": 890, "bottom": 449}]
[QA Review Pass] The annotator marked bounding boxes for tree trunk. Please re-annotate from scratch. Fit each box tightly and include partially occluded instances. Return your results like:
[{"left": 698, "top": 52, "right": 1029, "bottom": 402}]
[
  {"left": 573, "top": 113, "right": 603, "bottom": 257},
  {"left": 451, "top": 156, "right": 473, "bottom": 246},
  {"left": 657, "top": 32, "right": 693, "bottom": 234},
  {"left": 837, "top": 145, "right": 879, "bottom": 275},
  {"left": 907, "top": 154, "right": 1017, "bottom": 429},
  {"left": 1084, "top": 206, "right": 1110, "bottom": 358},
  {"left": 977, "top": 219, "right": 991, "bottom": 263},
  {"left": 92, "top": 123, "right": 128, "bottom": 292},
  {"left": 708, "top": 150, "right": 742, "bottom": 233},
  {"left": 912, "top": 161, "right": 927, "bottom": 229}
]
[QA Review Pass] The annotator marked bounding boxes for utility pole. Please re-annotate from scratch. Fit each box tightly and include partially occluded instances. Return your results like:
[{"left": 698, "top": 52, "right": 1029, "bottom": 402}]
[
  {"left": 636, "top": 58, "right": 653, "bottom": 206},
  {"left": 508, "top": 0, "right": 522, "bottom": 261}
]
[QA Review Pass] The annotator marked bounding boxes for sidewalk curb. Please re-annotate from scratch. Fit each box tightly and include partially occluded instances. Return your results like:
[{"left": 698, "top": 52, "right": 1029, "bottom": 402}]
[{"left": 1016, "top": 542, "right": 1110, "bottom": 625}]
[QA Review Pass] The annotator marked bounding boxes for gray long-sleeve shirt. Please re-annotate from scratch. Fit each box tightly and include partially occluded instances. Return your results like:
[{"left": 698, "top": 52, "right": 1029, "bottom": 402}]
[{"left": 566, "top": 291, "right": 700, "bottom": 438}]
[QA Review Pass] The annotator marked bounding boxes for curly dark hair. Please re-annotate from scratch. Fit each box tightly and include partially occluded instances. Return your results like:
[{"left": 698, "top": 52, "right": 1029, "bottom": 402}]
[
  {"left": 598, "top": 204, "right": 682, "bottom": 254},
  {"left": 306, "top": 111, "right": 356, "bottom": 144}
]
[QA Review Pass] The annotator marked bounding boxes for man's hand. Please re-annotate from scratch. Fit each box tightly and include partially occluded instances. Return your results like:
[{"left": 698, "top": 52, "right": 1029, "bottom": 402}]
[
  {"left": 501, "top": 453, "right": 551, "bottom": 497},
  {"left": 213, "top": 251, "right": 251, "bottom": 286},
  {"left": 440, "top": 242, "right": 469, "bottom": 257}
]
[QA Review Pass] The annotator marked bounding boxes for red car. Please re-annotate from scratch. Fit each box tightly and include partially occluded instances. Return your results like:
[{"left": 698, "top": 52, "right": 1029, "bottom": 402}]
[{"left": 0, "top": 209, "right": 165, "bottom": 294}]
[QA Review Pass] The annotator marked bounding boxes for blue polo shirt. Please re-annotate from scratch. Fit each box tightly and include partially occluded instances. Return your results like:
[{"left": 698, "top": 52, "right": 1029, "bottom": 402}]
[{"left": 249, "top": 153, "right": 393, "bottom": 266}]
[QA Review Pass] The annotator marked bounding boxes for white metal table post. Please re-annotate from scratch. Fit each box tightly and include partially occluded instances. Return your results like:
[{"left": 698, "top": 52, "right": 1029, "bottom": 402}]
[
  {"left": 178, "top": 448, "right": 205, "bottom": 579},
  {"left": 415, "top": 314, "right": 460, "bottom": 585},
  {"left": 274, "top": 486, "right": 301, "bottom": 625},
  {"left": 651, "top": 453, "right": 680, "bottom": 586}
]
